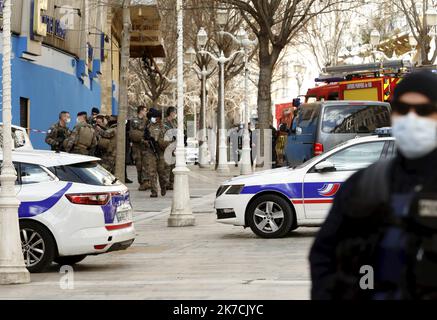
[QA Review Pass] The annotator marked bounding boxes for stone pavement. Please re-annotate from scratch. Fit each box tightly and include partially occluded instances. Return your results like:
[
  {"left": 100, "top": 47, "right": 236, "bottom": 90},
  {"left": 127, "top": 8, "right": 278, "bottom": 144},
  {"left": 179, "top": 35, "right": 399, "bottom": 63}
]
[{"left": 0, "top": 165, "right": 314, "bottom": 300}]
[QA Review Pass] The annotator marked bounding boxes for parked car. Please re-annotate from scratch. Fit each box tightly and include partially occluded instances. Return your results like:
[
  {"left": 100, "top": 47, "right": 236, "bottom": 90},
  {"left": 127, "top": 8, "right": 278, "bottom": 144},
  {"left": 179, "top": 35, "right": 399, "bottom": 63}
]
[
  {"left": 2, "top": 149, "right": 135, "bottom": 272},
  {"left": 215, "top": 135, "right": 396, "bottom": 238},
  {"left": 285, "top": 101, "right": 391, "bottom": 167},
  {"left": 0, "top": 123, "right": 33, "bottom": 150}
]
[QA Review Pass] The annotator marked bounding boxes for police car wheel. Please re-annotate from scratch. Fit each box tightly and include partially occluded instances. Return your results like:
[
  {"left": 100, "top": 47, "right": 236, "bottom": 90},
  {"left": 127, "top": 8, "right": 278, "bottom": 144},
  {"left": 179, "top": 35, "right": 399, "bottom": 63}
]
[
  {"left": 54, "top": 255, "right": 87, "bottom": 266},
  {"left": 20, "top": 220, "right": 56, "bottom": 273},
  {"left": 247, "top": 194, "right": 294, "bottom": 238}
]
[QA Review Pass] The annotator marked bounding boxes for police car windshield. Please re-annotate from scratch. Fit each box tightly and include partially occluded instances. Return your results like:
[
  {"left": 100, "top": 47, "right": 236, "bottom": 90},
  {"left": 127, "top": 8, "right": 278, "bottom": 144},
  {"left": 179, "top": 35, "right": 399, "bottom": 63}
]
[
  {"left": 291, "top": 154, "right": 325, "bottom": 169},
  {"left": 47, "top": 161, "right": 120, "bottom": 186}
]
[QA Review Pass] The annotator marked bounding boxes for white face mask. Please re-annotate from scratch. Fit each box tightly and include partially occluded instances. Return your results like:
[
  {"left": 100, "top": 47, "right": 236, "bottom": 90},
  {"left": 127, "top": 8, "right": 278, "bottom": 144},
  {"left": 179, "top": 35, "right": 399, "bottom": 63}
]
[
  {"left": 151, "top": 117, "right": 157, "bottom": 124},
  {"left": 392, "top": 112, "right": 437, "bottom": 159},
  {"left": 66, "top": 118, "right": 71, "bottom": 124}
]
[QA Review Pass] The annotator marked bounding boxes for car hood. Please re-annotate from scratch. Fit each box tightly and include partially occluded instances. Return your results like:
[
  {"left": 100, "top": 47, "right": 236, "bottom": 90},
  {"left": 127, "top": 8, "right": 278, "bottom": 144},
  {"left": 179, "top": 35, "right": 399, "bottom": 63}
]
[{"left": 224, "top": 166, "right": 302, "bottom": 186}]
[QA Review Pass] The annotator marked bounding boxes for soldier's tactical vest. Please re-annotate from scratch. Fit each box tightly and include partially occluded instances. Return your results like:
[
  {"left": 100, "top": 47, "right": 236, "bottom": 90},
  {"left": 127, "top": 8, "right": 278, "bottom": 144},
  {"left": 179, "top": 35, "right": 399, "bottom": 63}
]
[
  {"left": 77, "top": 125, "right": 94, "bottom": 148},
  {"left": 129, "top": 130, "right": 143, "bottom": 143},
  {"left": 130, "top": 117, "right": 146, "bottom": 143}
]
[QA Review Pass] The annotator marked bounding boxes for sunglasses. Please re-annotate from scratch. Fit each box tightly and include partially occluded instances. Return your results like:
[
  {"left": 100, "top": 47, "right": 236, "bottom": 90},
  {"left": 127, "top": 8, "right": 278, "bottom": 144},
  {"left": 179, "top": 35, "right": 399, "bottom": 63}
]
[{"left": 391, "top": 101, "right": 437, "bottom": 117}]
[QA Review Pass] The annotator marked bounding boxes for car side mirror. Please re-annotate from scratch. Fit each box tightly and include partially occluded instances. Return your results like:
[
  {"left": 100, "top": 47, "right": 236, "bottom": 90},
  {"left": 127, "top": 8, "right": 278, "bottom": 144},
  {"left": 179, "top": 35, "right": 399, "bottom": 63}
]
[{"left": 315, "top": 161, "right": 336, "bottom": 173}]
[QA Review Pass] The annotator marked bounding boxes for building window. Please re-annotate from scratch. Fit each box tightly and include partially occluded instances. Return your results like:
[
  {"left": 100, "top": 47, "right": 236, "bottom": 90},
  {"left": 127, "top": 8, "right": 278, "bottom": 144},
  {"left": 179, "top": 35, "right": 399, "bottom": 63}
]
[{"left": 20, "top": 97, "right": 30, "bottom": 133}]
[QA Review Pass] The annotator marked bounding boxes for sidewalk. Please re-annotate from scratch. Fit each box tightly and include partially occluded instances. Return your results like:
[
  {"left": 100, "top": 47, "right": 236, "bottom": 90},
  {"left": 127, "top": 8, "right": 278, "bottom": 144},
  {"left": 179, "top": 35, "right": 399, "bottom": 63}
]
[{"left": 0, "top": 165, "right": 313, "bottom": 300}]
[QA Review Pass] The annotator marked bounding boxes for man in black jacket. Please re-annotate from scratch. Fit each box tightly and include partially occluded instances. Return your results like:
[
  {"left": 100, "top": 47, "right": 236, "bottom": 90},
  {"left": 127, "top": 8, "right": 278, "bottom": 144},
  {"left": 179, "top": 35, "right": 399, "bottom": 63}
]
[{"left": 309, "top": 71, "right": 437, "bottom": 300}]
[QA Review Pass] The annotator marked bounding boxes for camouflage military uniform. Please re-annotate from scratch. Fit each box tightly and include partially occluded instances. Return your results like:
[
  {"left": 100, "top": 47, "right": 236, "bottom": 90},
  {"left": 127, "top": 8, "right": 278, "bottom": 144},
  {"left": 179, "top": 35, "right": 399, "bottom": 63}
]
[
  {"left": 163, "top": 117, "right": 177, "bottom": 190},
  {"left": 45, "top": 122, "right": 71, "bottom": 152},
  {"left": 130, "top": 116, "right": 149, "bottom": 187},
  {"left": 145, "top": 121, "right": 170, "bottom": 197},
  {"left": 64, "top": 121, "right": 98, "bottom": 155},
  {"left": 93, "top": 124, "right": 107, "bottom": 158},
  {"left": 95, "top": 124, "right": 117, "bottom": 173}
]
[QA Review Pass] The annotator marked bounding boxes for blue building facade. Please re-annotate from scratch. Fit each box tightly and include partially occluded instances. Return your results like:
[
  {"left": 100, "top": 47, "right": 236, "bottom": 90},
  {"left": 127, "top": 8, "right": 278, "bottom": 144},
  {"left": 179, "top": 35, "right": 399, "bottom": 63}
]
[
  {"left": 0, "top": 35, "right": 102, "bottom": 149},
  {"left": 0, "top": 0, "right": 163, "bottom": 150}
]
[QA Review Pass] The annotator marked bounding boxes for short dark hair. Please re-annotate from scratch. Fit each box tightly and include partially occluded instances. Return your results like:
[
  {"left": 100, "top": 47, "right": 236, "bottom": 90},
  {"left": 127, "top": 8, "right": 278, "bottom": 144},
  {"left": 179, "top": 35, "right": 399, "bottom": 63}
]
[
  {"left": 137, "top": 105, "right": 146, "bottom": 114},
  {"left": 77, "top": 111, "right": 87, "bottom": 117},
  {"left": 91, "top": 107, "right": 100, "bottom": 115},
  {"left": 59, "top": 111, "right": 69, "bottom": 119},
  {"left": 166, "top": 106, "right": 177, "bottom": 117}
]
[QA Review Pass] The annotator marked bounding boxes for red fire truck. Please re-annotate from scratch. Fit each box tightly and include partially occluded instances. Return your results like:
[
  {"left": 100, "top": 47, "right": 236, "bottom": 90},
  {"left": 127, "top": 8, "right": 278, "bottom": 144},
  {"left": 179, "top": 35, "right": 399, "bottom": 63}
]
[{"left": 305, "top": 60, "right": 411, "bottom": 103}]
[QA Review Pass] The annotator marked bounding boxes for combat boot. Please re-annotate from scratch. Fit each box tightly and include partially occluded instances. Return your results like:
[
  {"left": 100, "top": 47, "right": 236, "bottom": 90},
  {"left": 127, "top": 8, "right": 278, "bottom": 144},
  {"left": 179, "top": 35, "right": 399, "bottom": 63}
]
[
  {"left": 138, "top": 181, "right": 151, "bottom": 191},
  {"left": 161, "top": 186, "right": 167, "bottom": 196},
  {"left": 150, "top": 192, "right": 158, "bottom": 198}
]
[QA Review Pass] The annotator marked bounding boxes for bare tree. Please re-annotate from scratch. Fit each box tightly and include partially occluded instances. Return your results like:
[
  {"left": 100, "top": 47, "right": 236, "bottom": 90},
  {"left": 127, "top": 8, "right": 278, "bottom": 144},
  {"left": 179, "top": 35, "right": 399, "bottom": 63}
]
[
  {"left": 128, "top": 56, "right": 176, "bottom": 107},
  {"left": 300, "top": 2, "right": 356, "bottom": 71},
  {"left": 219, "top": 0, "right": 356, "bottom": 134},
  {"left": 394, "top": 0, "right": 437, "bottom": 65},
  {"left": 128, "top": 0, "right": 177, "bottom": 112}
]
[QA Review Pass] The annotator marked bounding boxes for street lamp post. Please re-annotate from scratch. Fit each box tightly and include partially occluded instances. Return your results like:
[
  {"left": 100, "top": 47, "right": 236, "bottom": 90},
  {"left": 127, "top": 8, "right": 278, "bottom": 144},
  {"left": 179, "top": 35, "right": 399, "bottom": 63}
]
[
  {"left": 197, "top": 28, "right": 243, "bottom": 175},
  {"left": 217, "top": 25, "right": 257, "bottom": 175},
  {"left": 370, "top": 29, "right": 392, "bottom": 62},
  {"left": 0, "top": 0, "right": 31, "bottom": 284},
  {"left": 185, "top": 47, "right": 213, "bottom": 169},
  {"left": 167, "top": 0, "right": 195, "bottom": 227}
]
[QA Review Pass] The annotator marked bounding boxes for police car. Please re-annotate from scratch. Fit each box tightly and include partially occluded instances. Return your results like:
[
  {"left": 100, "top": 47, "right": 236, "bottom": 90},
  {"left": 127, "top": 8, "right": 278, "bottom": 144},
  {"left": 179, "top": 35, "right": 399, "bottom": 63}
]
[
  {"left": 215, "top": 135, "right": 395, "bottom": 238},
  {"left": 3, "top": 149, "right": 135, "bottom": 272},
  {"left": 0, "top": 123, "right": 33, "bottom": 150}
]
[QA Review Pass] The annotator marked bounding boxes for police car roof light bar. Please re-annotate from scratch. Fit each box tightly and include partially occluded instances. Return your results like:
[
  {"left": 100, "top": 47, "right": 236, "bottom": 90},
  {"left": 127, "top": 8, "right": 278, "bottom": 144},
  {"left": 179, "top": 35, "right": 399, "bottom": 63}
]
[{"left": 373, "top": 127, "right": 392, "bottom": 137}]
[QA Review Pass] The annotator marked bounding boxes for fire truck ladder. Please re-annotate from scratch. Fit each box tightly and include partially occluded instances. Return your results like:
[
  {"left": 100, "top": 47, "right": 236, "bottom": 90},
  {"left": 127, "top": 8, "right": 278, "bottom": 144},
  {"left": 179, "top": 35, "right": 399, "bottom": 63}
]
[{"left": 316, "top": 60, "right": 412, "bottom": 83}]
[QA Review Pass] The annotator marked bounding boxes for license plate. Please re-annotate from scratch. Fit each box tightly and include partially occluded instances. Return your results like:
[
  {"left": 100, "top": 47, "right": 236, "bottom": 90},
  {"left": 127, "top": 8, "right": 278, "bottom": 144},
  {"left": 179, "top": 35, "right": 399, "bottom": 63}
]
[{"left": 116, "top": 209, "right": 132, "bottom": 223}]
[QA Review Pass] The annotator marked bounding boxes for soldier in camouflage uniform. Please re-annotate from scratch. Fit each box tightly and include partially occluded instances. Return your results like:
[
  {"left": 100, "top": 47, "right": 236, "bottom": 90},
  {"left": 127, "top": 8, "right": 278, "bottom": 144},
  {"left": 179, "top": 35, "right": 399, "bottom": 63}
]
[
  {"left": 94, "top": 115, "right": 117, "bottom": 173},
  {"left": 64, "top": 111, "right": 98, "bottom": 156},
  {"left": 45, "top": 111, "right": 71, "bottom": 152},
  {"left": 130, "top": 106, "right": 150, "bottom": 190},
  {"left": 93, "top": 115, "right": 108, "bottom": 158},
  {"left": 94, "top": 116, "right": 117, "bottom": 173},
  {"left": 144, "top": 108, "right": 170, "bottom": 198},
  {"left": 163, "top": 106, "right": 177, "bottom": 190}
]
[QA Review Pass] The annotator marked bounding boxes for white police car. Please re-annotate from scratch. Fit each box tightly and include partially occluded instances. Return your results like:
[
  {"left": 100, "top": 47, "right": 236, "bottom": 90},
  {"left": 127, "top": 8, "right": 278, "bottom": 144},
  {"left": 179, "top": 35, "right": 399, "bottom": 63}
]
[
  {"left": 0, "top": 123, "right": 33, "bottom": 150},
  {"left": 2, "top": 149, "right": 135, "bottom": 272},
  {"left": 215, "top": 135, "right": 396, "bottom": 238}
]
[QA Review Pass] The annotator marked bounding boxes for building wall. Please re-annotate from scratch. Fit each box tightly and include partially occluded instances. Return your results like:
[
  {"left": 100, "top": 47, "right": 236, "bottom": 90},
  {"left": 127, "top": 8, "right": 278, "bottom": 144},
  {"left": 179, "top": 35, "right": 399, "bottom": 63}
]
[
  {"left": 0, "top": 34, "right": 101, "bottom": 150},
  {"left": 0, "top": 0, "right": 107, "bottom": 150}
]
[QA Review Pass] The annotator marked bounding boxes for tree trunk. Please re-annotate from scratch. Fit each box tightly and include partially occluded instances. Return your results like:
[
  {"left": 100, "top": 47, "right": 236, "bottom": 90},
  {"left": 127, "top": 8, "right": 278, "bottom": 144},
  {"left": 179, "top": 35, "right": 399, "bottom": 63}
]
[
  {"left": 257, "top": 62, "right": 274, "bottom": 130},
  {"left": 256, "top": 34, "right": 274, "bottom": 165},
  {"left": 115, "top": 0, "right": 131, "bottom": 181}
]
